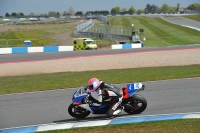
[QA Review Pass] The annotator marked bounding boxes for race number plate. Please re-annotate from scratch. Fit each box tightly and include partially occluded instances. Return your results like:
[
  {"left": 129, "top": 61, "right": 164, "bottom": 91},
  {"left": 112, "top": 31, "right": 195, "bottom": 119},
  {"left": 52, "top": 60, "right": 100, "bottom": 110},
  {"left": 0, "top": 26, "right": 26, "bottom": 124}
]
[{"left": 127, "top": 83, "right": 140, "bottom": 90}]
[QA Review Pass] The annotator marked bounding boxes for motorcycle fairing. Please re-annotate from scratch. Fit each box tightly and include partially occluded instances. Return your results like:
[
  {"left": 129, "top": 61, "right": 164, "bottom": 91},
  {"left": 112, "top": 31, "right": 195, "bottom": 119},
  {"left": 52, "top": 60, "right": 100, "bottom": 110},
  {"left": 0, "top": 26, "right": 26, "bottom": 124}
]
[
  {"left": 73, "top": 90, "right": 88, "bottom": 103},
  {"left": 90, "top": 104, "right": 109, "bottom": 114},
  {"left": 79, "top": 103, "right": 109, "bottom": 113},
  {"left": 126, "top": 83, "right": 143, "bottom": 96},
  {"left": 79, "top": 104, "right": 93, "bottom": 112}
]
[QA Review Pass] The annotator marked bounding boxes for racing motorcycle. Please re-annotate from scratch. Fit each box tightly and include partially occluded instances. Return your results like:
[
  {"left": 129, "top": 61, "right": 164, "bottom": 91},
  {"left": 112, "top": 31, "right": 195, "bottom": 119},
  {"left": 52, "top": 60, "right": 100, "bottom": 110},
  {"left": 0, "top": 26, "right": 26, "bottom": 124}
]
[{"left": 68, "top": 83, "right": 147, "bottom": 119}]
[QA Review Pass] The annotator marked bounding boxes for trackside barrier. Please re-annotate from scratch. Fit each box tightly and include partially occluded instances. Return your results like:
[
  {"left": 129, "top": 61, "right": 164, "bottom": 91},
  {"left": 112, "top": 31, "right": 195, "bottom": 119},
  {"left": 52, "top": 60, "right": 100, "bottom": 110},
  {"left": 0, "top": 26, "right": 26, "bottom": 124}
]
[
  {"left": 0, "top": 46, "right": 74, "bottom": 54},
  {"left": 0, "top": 43, "right": 144, "bottom": 54},
  {"left": 0, "top": 112, "right": 200, "bottom": 133},
  {"left": 111, "top": 43, "right": 144, "bottom": 49}
]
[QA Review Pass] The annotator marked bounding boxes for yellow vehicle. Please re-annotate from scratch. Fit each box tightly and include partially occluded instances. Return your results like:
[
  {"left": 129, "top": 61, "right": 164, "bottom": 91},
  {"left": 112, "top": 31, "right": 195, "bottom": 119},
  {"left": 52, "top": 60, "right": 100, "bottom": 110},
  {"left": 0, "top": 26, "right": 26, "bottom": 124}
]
[{"left": 72, "top": 38, "right": 98, "bottom": 50}]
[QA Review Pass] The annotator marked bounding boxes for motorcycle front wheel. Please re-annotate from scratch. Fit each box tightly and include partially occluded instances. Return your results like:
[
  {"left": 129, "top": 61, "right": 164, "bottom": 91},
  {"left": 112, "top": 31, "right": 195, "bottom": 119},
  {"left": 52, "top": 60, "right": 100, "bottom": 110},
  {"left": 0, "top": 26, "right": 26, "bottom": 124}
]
[
  {"left": 68, "top": 103, "right": 91, "bottom": 119},
  {"left": 124, "top": 94, "right": 147, "bottom": 114}
]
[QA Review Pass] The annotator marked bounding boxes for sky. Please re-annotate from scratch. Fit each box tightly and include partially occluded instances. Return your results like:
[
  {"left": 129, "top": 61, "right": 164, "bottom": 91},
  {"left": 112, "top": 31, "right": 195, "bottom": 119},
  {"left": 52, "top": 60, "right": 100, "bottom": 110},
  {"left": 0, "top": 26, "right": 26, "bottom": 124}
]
[{"left": 0, "top": 0, "right": 199, "bottom": 16}]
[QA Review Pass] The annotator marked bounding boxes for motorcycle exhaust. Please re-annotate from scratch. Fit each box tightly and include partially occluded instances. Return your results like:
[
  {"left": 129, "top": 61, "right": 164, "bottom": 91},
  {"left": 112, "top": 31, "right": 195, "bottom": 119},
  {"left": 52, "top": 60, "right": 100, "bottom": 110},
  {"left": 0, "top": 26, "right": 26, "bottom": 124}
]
[{"left": 122, "top": 103, "right": 136, "bottom": 110}]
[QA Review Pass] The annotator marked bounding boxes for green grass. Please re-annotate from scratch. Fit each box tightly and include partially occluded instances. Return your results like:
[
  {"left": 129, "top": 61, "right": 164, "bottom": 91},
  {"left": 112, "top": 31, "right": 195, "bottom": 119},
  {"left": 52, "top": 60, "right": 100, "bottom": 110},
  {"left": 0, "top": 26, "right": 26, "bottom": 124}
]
[
  {"left": 0, "top": 26, "right": 74, "bottom": 47},
  {"left": 108, "top": 16, "right": 200, "bottom": 47},
  {"left": 1, "top": 28, "right": 53, "bottom": 46},
  {"left": 38, "top": 119, "right": 200, "bottom": 133},
  {"left": 182, "top": 15, "right": 200, "bottom": 22},
  {"left": 1, "top": 16, "right": 200, "bottom": 47},
  {"left": 0, "top": 26, "right": 73, "bottom": 46},
  {"left": 0, "top": 64, "right": 200, "bottom": 95}
]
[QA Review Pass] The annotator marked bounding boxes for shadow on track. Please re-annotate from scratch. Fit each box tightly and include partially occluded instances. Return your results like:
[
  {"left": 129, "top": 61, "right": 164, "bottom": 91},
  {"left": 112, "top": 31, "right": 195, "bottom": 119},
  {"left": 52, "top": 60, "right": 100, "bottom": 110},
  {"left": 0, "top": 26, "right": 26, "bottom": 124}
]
[{"left": 53, "top": 113, "right": 142, "bottom": 124}]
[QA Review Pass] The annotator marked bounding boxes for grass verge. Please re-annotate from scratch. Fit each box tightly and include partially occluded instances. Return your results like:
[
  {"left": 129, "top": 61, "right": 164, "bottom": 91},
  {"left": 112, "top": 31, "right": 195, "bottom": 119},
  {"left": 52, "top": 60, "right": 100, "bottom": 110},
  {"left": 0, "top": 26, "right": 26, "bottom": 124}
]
[
  {"left": 108, "top": 16, "right": 200, "bottom": 47},
  {"left": 38, "top": 119, "right": 200, "bottom": 133},
  {"left": 181, "top": 14, "right": 200, "bottom": 22},
  {"left": 0, "top": 19, "right": 78, "bottom": 47},
  {"left": 0, "top": 26, "right": 74, "bottom": 47},
  {"left": 0, "top": 64, "right": 200, "bottom": 95}
]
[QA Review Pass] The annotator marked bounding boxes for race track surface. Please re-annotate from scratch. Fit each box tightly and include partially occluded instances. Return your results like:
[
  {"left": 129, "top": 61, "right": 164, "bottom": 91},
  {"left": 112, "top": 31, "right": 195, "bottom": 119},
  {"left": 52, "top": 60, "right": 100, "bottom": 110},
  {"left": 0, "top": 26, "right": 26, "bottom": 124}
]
[
  {"left": 161, "top": 16, "right": 200, "bottom": 29},
  {"left": 0, "top": 77, "right": 200, "bottom": 129},
  {"left": 1, "top": 45, "right": 200, "bottom": 77}
]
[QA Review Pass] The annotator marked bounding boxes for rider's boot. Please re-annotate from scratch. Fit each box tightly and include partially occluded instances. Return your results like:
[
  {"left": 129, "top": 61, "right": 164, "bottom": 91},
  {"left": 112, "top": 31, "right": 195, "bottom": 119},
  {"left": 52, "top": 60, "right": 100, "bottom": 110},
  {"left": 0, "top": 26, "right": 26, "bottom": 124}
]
[
  {"left": 113, "top": 105, "right": 124, "bottom": 115},
  {"left": 107, "top": 105, "right": 124, "bottom": 119}
]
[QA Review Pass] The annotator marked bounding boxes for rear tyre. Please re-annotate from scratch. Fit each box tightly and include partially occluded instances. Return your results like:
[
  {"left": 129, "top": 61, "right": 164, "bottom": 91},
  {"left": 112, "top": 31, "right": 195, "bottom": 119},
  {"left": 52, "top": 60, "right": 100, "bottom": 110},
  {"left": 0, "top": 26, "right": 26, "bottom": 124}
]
[
  {"left": 124, "top": 94, "right": 147, "bottom": 114},
  {"left": 68, "top": 103, "right": 91, "bottom": 119}
]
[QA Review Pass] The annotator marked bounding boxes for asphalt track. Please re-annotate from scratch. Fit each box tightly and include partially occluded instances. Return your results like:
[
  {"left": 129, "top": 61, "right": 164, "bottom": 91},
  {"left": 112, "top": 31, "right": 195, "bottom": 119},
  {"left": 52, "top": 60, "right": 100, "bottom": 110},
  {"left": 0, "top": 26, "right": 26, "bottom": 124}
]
[
  {"left": 1, "top": 45, "right": 200, "bottom": 63},
  {"left": 0, "top": 77, "right": 200, "bottom": 129},
  {"left": 162, "top": 16, "right": 200, "bottom": 29}
]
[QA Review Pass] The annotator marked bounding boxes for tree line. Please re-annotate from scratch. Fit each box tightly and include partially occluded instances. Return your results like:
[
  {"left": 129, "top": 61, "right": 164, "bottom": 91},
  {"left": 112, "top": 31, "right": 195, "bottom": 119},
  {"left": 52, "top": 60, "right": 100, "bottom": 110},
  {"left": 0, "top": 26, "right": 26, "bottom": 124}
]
[
  {"left": 3, "top": 3, "right": 200, "bottom": 18},
  {"left": 111, "top": 3, "right": 200, "bottom": 14}
]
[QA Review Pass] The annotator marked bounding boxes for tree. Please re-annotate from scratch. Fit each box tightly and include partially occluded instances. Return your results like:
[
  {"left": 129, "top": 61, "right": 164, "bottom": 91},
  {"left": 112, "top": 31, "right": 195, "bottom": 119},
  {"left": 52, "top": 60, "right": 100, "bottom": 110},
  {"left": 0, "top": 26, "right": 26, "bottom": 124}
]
[
  {"left": 56, "top": 12, "right": 60, "bottom": 16},
  {"left": 94, "top": 11, "right": 101, "bottom": 15},
  {"left": 160, "top": 4, "right": 176, "bottom": 12},
  {"left": 160, "top": 4, "right": 170, "bottom": 12},
  {"left": 151, "top": 4, "right": 158, "bottom": 12},
  {"left": 101, "top": 10, "right": 109, "bottom": 15},
  {"left": 11, "top": 12, "right": 17, "bottom": 17},
  {"left": 145, "top": 4, "right": 151, "bottom": 12},
  {"left": 145, "top": 4, "right": 158, "bottom": 13},
  {"left": 30, "top": 13, "right": 35, "bottom": 17},
  {"left": 63, "top": 11, "right": 69, "bottom": 16},
  {"left": 169, "top": 6, "right": 176, "bottom": 12},
  {"left": 187, "top": 3, "right": 200, "bottom": 10},
  {"left": 68, "top": 6, "right": 75, "bottom": 16},
  {"left": 121, "top": 8, "right": 127, "bottom": 12},
  {"left": 137, "top": 9, "right": 145, "bottom": 14},
  {"left": 18, "top": 12, "right": 24, "bottom": 17},
  {"left": 111, "top": 6, "right": 120, "bottom": 14},
  {"left": 85, "top": 11, "right": 93, "bottom": 15},
  {"left": 86, "top": 10, "right": 109, "bottom": 15},
  {"left": 128, "top": 6, "right": 136, "bottom": 14},
  {"left": 48, "top": 11, "right": 58, "bottom": 17},
  {"left": 5, "top": 13, "right": 10, "bottom": 17},
  {"left": 75, "top": 11, "right": 83, "bottom": 16}
]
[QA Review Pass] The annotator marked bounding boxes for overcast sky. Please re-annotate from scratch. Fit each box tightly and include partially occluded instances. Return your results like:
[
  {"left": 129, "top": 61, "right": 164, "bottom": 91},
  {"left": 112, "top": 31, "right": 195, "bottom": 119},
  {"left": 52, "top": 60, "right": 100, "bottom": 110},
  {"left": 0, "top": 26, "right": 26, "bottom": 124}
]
[{"left": 0, "top": 0, "right": 199, "bottom": 16}]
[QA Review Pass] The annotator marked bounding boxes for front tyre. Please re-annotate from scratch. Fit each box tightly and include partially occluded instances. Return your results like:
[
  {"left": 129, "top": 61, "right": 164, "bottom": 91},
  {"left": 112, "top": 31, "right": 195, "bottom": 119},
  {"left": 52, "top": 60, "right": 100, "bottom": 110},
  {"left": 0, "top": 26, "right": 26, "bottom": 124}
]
[
  {"left": 68, "top": 103, "right": 91, "bottom": 119},
  {"left": 124, "top": 94, "right": 147, "bottom": 114}
]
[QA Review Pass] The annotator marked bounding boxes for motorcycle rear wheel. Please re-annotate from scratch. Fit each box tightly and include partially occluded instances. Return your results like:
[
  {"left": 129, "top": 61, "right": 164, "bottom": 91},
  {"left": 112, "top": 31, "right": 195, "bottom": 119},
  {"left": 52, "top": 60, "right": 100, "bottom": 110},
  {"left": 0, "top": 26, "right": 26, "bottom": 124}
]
[
  {"left": 124, "top": 94, "right": 147, "bottom": 114},
  {"left": 68, "top": 103, "right": 91, "bottom": 119}
]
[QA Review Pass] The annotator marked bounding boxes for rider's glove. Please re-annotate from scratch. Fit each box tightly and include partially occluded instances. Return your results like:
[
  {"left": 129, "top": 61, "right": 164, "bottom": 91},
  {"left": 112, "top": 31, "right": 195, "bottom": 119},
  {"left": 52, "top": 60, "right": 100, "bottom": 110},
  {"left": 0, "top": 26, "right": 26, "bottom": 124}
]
[{"left": 85, "top": 89, "right": 91, "bottom": 94}]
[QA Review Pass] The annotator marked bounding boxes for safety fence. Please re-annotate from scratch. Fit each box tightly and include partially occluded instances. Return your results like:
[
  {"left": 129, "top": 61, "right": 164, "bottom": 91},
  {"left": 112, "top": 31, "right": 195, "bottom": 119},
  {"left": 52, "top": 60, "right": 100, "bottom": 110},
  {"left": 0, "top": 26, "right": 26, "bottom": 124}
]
[
  {"left": 97, "top": 15, "right": 108, "bottom": 23},
  {"left": 74, "top": 17, "right": 132, "bottom": 41},
  {"left": 74, "top": 19, "right": 94, "bottom": 34},
  {"left": 77, "top": 32, "right": 131, "bottom": 41}
]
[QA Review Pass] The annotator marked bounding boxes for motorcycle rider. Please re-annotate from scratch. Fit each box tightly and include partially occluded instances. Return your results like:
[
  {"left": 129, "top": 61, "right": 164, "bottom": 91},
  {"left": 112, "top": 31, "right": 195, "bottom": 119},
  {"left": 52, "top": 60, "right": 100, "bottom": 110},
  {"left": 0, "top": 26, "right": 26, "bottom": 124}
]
[{"left": 86, "top": 77, "right": 124, "bottom": 118}]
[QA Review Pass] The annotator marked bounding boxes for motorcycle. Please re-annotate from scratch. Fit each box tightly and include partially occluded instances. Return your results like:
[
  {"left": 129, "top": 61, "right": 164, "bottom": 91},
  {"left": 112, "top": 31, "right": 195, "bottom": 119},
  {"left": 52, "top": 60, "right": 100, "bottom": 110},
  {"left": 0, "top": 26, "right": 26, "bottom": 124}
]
[{"left": 68, "top": 83, "right": 147, "bottom": 119}]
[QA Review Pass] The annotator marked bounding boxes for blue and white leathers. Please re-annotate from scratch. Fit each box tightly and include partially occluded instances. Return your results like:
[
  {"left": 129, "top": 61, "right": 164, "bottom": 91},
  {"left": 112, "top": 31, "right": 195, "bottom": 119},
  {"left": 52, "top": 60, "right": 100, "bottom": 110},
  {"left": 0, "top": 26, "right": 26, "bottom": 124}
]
[
  {"left": 72, "top": 83, "right": 144, "bottom": 113},
  {"left": 68, "top": 82, "right": 147, "bottom": 119}
]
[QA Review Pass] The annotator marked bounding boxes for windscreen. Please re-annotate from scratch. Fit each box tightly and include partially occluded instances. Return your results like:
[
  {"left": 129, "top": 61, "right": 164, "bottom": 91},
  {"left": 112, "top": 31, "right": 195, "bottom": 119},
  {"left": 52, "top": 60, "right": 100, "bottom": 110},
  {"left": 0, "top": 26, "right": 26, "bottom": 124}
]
[{"left": 86, "top": 41, "right": 94, "bottom": 44}]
